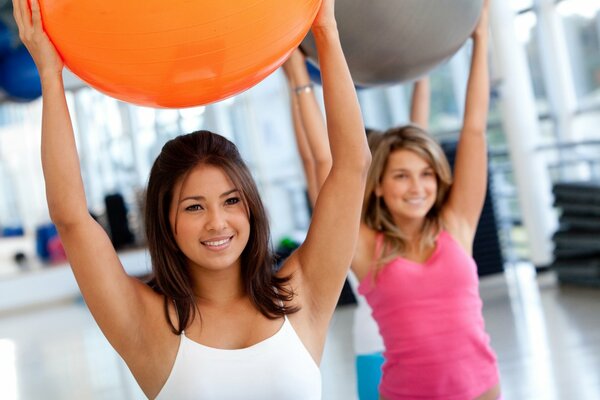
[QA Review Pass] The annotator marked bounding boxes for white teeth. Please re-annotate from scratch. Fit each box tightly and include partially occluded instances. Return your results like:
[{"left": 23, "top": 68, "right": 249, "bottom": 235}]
[
  {"left": 204, "top": 238, "right": 230, "bottom": 246},
  {"left": 406, "top": 198, "right": 424, "bottom": 204}
]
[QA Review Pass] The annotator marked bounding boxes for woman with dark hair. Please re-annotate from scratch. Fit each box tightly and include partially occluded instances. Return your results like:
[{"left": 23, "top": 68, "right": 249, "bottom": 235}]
[{"left": 13, "top": 0, "right": 370, "bottom": 398}]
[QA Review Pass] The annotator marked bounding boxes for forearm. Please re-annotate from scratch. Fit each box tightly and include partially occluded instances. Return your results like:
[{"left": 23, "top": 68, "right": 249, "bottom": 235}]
[
  {"left": 40, "top": 75, "right": 89, "bottom": 226},
  {"left": 410, "top": 78, "right": 430, "bottom": 129},
  {"left": 463, "top": 30, "right": 489, "bottom": 135},
  {"left": 290, "top": 93, "right": 319, "bottom": 206},
  {"left": 285, "top": 52, "right": 332, "bottom": 188},
  {"left": 295, "top": 88, "right": 331, "bottom": 192},
  {"left": 313, "top": 27, "right": 370, "bottom": 171}
]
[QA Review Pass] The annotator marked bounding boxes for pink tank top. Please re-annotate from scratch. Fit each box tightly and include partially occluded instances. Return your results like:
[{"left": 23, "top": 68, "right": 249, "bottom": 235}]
[{"left": 358, "top": 231, "right": 499, "bottom": 400}]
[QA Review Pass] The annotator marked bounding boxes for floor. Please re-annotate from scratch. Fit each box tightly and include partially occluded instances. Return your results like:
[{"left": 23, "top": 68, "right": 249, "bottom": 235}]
[{"left": 0, "top": 264, "right": 599, "bottom": 400}]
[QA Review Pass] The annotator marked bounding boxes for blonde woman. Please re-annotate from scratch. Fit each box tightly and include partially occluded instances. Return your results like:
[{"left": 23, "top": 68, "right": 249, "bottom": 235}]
[
  {"left": 282, "top": 46, "right": 431, "bottom": 400},
  {"left": 352, "top": 2, "right": 501, "bottom": 399}
]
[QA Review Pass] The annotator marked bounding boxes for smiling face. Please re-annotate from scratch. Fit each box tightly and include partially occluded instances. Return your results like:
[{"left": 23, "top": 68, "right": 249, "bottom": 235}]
[
  {"left": 169, "top": 163, "right": 250, "bottom": 273},
  {"left": 376, "top": 149, "right": 438, "bottom": 226}
]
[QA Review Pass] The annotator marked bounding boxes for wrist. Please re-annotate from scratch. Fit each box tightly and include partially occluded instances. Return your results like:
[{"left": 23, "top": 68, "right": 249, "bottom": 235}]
[
  {"left": 312, "top": 24, "right": 339, "bottom": 39},
  {"left": 294, "top": 83, "right": 314, "bottom": 95},
  {"left": 39, "top": 68, "right": 64, "bottom": 82},
  {"left": 40, "top": 72, "right": 64, "bottom": 91}
]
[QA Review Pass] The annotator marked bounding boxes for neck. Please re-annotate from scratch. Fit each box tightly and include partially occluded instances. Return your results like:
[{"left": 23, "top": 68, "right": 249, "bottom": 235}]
[
  {"left": 190, "top": 263, "right": 247, "bottom": 307},
  {"left": 392, "top": 216, "right": 425, "bottom": 242}
]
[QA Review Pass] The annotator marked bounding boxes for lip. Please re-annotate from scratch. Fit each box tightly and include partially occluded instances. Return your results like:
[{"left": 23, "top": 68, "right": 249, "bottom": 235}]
[
  {"left": 201, "top": 235, "right": 234, "bottom": 251},
  {"left": 404, "top": 198, "right": 426, "bottom": 205}
]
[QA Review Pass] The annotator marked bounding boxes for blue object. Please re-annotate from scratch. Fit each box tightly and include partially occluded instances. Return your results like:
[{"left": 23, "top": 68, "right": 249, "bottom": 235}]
[
  {"left": 1, "top": 226, "right": 25, "bottom": 237},
  {"left": 35, "top": 223, "right": 59, "bottom": 262},
  {"left": 0, "top": 21, "right": 13, "bottom": 57},
  {"left": 305, "top": 59, "right": 365, "bottom": 90},
  {"left": 355, "top": 352, "right": 385, "bottom": 400},
  {"left": 305, "top": 60, "right": 322, "bottom": 86},
  {"left": 0, "top": 46, "right": 42, "bottom": 101}
]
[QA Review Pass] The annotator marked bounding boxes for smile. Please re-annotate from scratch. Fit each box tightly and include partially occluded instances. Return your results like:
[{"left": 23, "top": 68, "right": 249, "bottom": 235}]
[
  {"left": 405, "top": 198, "right": 426, "bottom": 205},
  {"left": 201, "top": 236, "right": 233, "bottom": 249}
]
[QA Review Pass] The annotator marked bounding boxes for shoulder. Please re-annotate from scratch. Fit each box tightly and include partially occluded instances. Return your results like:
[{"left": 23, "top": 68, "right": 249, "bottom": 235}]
[
  {"left": 352, "top": 223, "right": 378, "bottom": 281},
  {"left": 358, "top": 223, "right": 378, "bottom": 257},
  {"left": 359, "top": 222, "right": 377, "bottom": 241},
  {"left": 276, "top": 251, "right": 302, "bottom": 281},
  {"left": 440, "top": 208, "right": 473, "bottom": 255}
]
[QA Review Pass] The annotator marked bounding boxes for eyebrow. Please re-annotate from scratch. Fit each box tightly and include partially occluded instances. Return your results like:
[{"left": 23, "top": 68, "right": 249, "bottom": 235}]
[
  {"left": 179, "top": 188, "right": 239, "bottom": 203},
  {"left": 390, "top": 167, "right": 434, "bottom": 173}
]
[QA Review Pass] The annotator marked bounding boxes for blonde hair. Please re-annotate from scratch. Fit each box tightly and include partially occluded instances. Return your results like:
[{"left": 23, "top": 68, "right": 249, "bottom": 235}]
[{"left": 363, "top": 125, "right": 453, "bottom": 272}]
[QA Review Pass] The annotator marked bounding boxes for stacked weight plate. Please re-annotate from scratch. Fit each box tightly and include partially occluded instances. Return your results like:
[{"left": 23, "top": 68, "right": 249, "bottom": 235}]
[{"left": 551, "top": 181, "right": 600, "bottom": 287}]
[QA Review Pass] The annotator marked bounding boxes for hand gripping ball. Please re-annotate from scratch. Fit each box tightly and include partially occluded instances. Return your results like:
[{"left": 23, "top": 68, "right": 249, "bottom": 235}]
[
  {"left": 39, "top": 0, "right": 322, "bottom": 108},
  {"left": 301, "top": 0, "right": 483, "bottom": 85}
]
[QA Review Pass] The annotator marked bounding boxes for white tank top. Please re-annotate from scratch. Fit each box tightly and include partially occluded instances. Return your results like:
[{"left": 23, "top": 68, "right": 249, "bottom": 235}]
[
  {"left": 347, "top": 271, "right": 384, "bottom": 355},
  {"left": 155, "top": 316, "right": 321, "bottom": 399}
]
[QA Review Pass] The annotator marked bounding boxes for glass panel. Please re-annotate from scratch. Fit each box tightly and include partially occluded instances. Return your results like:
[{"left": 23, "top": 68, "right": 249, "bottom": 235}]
[
  {"left": 511, "top": 0, "right": 534, "bottom": 12},
  {"left": 516, "top": 11, "right": 552, "bottom": 114},
  {"left": 428, "top": 61, "right": 461, "bottom": 133},
  {"left": 557, "top": 1, "right": 600, "bottom": 104}
]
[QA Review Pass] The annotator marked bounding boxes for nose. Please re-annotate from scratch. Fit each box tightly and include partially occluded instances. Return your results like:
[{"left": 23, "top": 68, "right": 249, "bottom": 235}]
[
  {"left": 205, "top": 207, "right": 227, "bottom": 232},
  {"left": 408, "top": 176, "right": 423, "bottom": 192}
]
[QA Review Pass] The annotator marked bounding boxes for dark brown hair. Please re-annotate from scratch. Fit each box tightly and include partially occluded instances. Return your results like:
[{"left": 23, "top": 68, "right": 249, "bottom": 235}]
[{"left": 145, "top": 130, "right": 297, "bottom": 334}]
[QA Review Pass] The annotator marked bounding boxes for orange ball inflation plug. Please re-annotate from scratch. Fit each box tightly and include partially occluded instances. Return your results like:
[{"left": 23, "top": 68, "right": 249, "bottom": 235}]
[{"left": 40, "top": 0, "right": 322, "bottom": 108}]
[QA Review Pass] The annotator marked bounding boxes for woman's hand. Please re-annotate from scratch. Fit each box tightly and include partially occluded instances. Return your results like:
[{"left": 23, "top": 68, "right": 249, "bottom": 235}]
[
  {"left": 13, "top": 0, "right": 63, "bottom": 79},
  {"left": 312, "top": 0, "right": 336, "bottom": 31}
]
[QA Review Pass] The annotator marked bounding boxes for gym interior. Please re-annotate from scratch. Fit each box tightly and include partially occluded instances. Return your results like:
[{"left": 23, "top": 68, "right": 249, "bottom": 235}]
[{"left": 0, "top": 1, "right": 599, "bottom": 399}]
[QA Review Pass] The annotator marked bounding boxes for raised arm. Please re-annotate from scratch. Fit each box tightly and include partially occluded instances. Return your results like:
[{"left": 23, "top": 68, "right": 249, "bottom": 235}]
[
  {"left": 283, "top": 61, "right": 319, "bottom": 205},
  {"left": 409, "top": 77, "right": 430, "bottom": 129},
  {"left": 443, "top": 0, "right": 490, "bottom": 241},
  {"left": 13, "top": 0, "right": 153, "bottom": 355},
  {"left": 282, "top": 0, "right": 371, "bottom": 322},
  {"left": 282, "top": 50, "right": 331, "bottom": 207}
]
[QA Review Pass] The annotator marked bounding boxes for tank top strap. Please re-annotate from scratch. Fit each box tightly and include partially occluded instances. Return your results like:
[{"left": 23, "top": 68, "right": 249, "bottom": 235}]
[
  {"left": 370, "top": 232, "right": 385, "bottom": 268},
  {"left": 358, "top": 232, "right": 385, "bottom": 294}
]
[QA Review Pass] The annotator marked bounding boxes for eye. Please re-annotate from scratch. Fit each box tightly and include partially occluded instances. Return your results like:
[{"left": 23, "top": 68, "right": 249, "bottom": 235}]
[
  {"left": 225, "top": 197, "right": 240, "bottom": 206},
  {"left": 185, "top": 204, "right": 203, "bottom": 212},
  {"left": 423, "top": 170, "right": 435, "bottom": 177},
  {"left": 394, "top": 174, "right": 407, "bottom": 180}
]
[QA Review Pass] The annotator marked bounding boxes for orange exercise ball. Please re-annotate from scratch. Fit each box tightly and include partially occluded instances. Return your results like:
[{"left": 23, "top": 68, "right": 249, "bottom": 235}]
[{"left": 39, "top": 1, "right": 322, "bottom": 108}]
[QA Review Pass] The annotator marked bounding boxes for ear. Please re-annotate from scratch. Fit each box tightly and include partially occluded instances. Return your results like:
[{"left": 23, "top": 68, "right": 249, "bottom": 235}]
[{"left": 375, "top": 184, "right": 383, "bottom": 198}]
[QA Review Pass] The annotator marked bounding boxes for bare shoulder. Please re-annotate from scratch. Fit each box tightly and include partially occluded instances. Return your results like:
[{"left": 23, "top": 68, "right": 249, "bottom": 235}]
[
  {"left": 275, "top": 252, "right": 305, "bottom": 304},
  {"left": 440, "top": 208, "right": 473, "bottom": 254},
  {"left": 352, "top": 223, "right": 377, "bottom": 282},
  {"left": 115, "top": 285, "right": 182, "bottom": 398},
  {"left": 123, "top": 282, "right": 180, "bottom": 353}
]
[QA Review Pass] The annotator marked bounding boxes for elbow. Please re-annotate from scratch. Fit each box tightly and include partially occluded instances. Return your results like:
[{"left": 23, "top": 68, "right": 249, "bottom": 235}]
[
  {"left": 48, "top": 210, "right": 75, "bottom": 230},
  {"left": 356, "top": 147, "right": 372, "bottom": 178},
  {"left": 331, "top": 138, "right": 371, "bottom": 177},
  {"left": 363, "top": 149, "right": 372, "bottom": 174},
  {"left": 314, "top": 155, "right": 333, "bottom": 172},
  {"left": 48, "top": 203, "right": 89, "bottom": 230},
  {"left": 331, "top": 149, "right": 370, "bottom": 181}
]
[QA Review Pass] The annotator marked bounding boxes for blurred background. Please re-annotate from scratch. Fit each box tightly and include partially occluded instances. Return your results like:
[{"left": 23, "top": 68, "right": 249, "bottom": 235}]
[{"left": 0, "top": 0, "right": 599, "bottom": 399}]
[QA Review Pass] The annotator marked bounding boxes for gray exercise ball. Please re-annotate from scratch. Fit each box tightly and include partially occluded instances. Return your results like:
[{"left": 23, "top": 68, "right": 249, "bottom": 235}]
[{"left": 301, "top": 0, "right": 483, "bottom": 85}]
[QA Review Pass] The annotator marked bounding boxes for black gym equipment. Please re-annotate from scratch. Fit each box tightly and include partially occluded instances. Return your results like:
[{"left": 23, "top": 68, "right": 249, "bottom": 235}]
[{"left": 551, "top": 181, "right": 600, "bottom": 287}]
